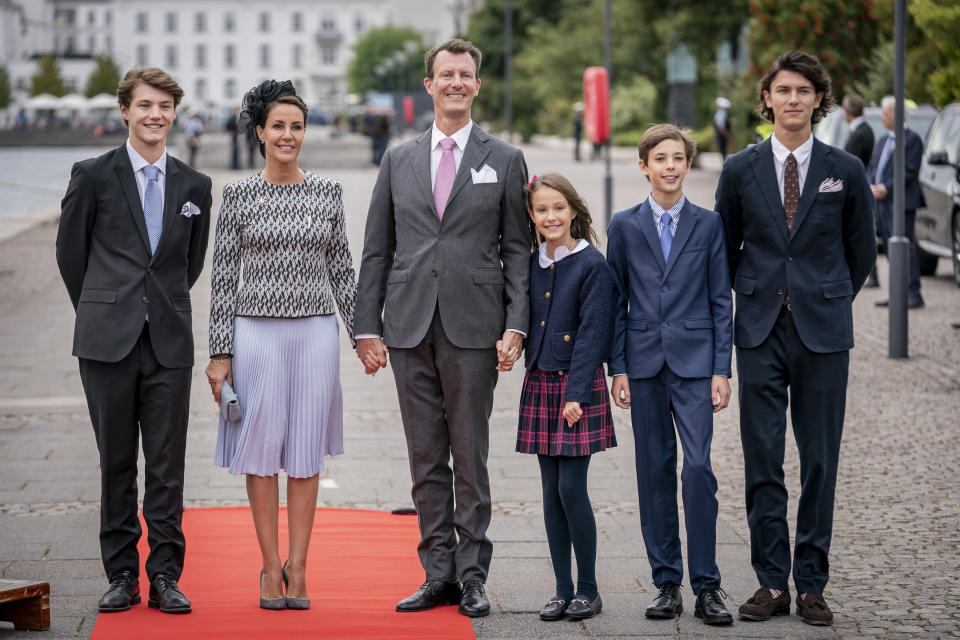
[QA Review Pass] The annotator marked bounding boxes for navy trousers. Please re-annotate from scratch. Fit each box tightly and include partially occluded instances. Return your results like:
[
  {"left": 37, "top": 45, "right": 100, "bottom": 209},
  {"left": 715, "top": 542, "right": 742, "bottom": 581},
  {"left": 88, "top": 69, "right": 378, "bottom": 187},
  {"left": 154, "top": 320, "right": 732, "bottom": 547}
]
[
  {"left": 736, "top": 306, "right": 848, "bottom": 594},
  {"left": 629, "top": 366, "right": 721, "bottom": 594}
]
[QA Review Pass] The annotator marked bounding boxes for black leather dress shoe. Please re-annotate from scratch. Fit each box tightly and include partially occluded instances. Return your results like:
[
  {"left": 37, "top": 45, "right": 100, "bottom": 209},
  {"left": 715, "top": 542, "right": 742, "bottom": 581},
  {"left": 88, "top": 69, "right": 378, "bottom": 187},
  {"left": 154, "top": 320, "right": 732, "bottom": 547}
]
[
  {"left": 396, "top": 580, "right": 461, "bottom": 612},
  {"left": 565, "top": 594, "right": 602, "bottom": 620},
  {"left": 645, "top": 582, "right": 682, "bottom": 619},
  {"left": 695, "top": 587, "right": 733, "bottom": 625},
  {"left": 458, "top": 579, "right": 490, "bottom": 617},
  {"left": 98, "top": 570, "right": 140, "bottom": 612},
  {"left": 148, "top": 573, "right": 192, "bottom": 613},
  {"left": 539, "top": 597, "right": 569, "bottom": 621}
]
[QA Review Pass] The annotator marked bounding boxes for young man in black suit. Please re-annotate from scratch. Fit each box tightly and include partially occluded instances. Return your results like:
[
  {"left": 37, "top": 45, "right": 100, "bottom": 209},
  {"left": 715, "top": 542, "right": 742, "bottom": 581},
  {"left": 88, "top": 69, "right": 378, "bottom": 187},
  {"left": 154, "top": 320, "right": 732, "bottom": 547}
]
[
  {"left": 56, "top": 67, "right": 212, "bottom": 614},
  {"left": 715, "top": 51, "right": 875, "bottom": 626}
]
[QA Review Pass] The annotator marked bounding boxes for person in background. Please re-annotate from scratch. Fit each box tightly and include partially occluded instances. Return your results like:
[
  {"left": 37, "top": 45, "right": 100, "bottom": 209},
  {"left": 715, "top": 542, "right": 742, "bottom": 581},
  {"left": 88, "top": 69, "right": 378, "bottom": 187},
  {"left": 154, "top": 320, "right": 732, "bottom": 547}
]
[
  {"left": 842, "top": 93, "right": 878, "bottom": 287},
  {"left": 714, "top": 97, "right": 732, "bottom": 161},
  {"left": 184, "top": 112, "right": 203, "bottom": 168}
]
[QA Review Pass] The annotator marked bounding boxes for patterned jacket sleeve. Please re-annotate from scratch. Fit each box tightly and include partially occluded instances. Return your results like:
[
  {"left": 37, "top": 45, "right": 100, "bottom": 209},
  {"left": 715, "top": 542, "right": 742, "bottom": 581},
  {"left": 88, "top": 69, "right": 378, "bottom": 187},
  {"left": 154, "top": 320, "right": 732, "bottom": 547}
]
[
  {"left": 323, "top": 181, "right": 358, "bottom": 347},
  {"left": 209, "top": 183, "right": 242, "bottom": 356}
]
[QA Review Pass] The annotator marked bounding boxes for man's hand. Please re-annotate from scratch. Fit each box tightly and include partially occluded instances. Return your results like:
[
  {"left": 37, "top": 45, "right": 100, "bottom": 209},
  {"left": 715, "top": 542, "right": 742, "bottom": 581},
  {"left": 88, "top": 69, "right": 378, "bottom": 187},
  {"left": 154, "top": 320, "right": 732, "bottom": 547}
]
[
  {"left": 611, "top": 374, "right": 631, "bottom": 409},
  {"left": 356, "top": 337, "right": 388, "bottom": 376},
  {"left": 711, "top": 375, "right": 731, "bottom": 413},
  {"left": 205, "top": 358, "right": 232, "bottom": 404},
  {"left": 563, "top": 401, "right": 583, "bottom": 427},
  {"left": 871, "top": 183, "right": 888, "bottom": 200},
  {"left": 497, "top": 331, "right": 523, "bottom": 372}
]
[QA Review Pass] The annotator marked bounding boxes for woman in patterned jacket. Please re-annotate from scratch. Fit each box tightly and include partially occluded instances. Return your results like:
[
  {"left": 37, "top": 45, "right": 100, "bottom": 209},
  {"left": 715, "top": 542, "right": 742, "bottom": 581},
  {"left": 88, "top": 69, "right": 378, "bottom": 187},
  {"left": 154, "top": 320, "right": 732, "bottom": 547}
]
[{"left": 205, "top": 80, "right": 357, "bottom": 610}]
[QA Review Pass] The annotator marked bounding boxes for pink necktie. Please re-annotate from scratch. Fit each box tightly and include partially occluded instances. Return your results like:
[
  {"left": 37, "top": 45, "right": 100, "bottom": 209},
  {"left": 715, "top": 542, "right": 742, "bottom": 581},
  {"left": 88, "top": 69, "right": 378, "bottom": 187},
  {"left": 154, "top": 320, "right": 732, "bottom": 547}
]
[{"left": 433, "top": 137, "right": 456, "bottom": 219}]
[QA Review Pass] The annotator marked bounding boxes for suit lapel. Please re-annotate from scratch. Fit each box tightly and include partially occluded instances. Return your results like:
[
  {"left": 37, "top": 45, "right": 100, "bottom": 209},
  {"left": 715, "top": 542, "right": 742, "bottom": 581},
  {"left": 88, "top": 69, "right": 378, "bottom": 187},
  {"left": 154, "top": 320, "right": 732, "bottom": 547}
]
[
  {"left": 413, "top": 130, "right": 437, "bottom": 219},
  {"left": 113, "top": 148, "right": 151, "bottom": 255},
  {"left": 663, "top": 200, "right": 699, "bottom": 279},
  {"left": 789, "top": 139, "right": 833, "bottom": 241},
  {"left": 749, "top": 139, "right": 789, "bottom": 243},
  {"left": 635, "top": 201, "right": 665, "bottom": 269},
  {"left": 444, "top": 125, "right": 492, "bottom": 215},
  {"left": 151, "top": 156, "right": 182, "bottom": 260}
]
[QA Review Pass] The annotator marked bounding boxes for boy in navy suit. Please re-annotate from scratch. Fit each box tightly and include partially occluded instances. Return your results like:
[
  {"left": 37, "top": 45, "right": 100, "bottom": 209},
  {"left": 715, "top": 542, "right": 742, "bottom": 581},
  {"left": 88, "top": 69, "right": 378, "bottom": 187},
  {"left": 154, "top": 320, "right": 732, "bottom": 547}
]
[{"left": 608, "top": 124, "right": 734, "bottom": 626}]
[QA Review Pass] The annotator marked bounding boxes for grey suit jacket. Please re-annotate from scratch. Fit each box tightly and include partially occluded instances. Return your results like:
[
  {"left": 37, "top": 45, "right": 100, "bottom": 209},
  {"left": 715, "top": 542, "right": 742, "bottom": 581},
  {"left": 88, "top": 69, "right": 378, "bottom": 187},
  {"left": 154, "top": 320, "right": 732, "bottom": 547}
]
[{"left": 355, "top": 124, "right": 530, "bottom": 349}]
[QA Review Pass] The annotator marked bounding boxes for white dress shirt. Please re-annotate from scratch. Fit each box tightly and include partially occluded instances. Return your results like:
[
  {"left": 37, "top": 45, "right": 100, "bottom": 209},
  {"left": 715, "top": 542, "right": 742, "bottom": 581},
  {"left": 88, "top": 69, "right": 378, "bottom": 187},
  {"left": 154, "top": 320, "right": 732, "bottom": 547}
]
[
  {"left": 430, "top": 120, "right": 473, "bottom": 189},
  {"left": 648, "top": 194, "right": 686, "bottom": 236},
  {"left": 770, "top": 133, "right": 814, "bottom": 205},
  {"left": 538, "top": 238, "right": 589, "bottom": 269},
  {"left": 126, "top": 139, "right": 167, "bottom": 210}
]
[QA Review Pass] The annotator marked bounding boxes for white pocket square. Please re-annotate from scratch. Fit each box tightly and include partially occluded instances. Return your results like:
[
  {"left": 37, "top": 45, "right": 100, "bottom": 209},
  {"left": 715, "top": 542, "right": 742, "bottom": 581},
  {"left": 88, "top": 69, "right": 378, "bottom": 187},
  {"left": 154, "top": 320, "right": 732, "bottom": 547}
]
[
  {"left": 179, "top": 201, "right": 202, "bottom": 217},
  {"left": 470, "top": 165, "right": 498, "bottom": 184},
  {"left": 818, "top": 178, "right": 843, "bottom": 193}
]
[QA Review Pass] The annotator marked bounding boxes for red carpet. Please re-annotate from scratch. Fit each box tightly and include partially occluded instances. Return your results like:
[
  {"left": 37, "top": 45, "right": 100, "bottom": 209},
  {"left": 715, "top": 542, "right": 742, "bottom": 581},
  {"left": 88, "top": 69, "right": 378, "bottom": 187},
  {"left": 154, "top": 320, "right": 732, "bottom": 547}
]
[{"left": 91, "top": 507, "right": 476, "bottom": 640}]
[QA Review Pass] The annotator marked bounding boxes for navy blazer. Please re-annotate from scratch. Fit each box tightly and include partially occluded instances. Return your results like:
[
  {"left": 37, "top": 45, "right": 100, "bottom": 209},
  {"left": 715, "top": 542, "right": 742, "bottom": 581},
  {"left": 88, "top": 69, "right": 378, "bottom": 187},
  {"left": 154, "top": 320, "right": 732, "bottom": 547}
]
[
  {"left": 715, "top": 137, "right": 876, "bottom": 353},
  {"left": 524, "top": 245, "right": 615, "bottom": 403},
  {"left": 607, "top": 199, "right": 733, "bottom": 380},
  {"left": 866, "top": 127, "right": 925, "bottom": 213}
]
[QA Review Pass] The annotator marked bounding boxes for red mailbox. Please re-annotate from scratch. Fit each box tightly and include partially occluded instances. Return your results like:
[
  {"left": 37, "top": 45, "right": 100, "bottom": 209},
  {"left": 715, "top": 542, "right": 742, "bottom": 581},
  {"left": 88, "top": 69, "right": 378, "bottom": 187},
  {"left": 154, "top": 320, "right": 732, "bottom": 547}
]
[
  {"left": 402, "top": 95, "right": 415, "bottom": 126},
  {"left": 583, "top": 66, "right": 610, "bottom": 144}
]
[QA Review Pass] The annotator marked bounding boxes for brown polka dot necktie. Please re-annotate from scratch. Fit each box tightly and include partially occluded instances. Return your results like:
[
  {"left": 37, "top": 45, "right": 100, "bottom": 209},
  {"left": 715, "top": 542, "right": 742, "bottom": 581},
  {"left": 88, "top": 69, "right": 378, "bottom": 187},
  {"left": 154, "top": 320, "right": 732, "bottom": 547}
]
[{"left": 783, "top": 153, "right": 799, "bottom": 231}]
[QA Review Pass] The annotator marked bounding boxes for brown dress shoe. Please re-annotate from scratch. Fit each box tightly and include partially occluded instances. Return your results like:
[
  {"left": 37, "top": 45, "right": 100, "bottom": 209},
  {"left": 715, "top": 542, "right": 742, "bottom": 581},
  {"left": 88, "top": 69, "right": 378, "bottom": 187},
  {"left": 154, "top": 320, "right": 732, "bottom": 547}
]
[
  {"left": 796, "top": 591, "right": 833, "bottom": 625},
  {"left": 738, "top": 587, "right": 790, "bottom": 621}
]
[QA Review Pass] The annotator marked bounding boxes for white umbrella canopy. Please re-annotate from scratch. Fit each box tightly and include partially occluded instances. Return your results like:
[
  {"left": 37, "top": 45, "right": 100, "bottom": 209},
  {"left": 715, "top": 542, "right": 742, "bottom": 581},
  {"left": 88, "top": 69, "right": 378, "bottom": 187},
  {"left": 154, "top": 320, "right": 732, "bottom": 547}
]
[
  {"left": 87, "top": 93, "right": 118, "bottom": 110},
  {"left": 24, "top": 93, "right": 60, "bottom": 110},
  {"left": 57, "top": 93, "right": 89, "bottom": 110}
]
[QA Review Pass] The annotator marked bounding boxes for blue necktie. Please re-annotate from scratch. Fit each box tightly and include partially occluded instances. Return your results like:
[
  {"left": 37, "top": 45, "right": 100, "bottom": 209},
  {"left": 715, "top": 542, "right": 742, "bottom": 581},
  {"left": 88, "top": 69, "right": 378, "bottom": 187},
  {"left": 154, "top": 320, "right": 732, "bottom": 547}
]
[
  {"left": 876, "top": 135, "right": 894, "bottom": 182},
  {"left": 659, "top": 213, "right": 673, "bottom": 263},
  {"left": 143, "top": 164, "right": 162, "bottom": 255}
]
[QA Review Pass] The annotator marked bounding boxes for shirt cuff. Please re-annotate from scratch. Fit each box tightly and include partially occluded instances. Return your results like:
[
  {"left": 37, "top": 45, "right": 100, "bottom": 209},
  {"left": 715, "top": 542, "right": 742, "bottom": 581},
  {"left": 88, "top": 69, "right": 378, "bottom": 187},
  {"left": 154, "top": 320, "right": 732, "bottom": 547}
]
[
  {"left": 506, "top": 329, "right": 527, "bottom": 337},
  {"left": 355, "top": 334, "right": 381, "bottom": 340}
]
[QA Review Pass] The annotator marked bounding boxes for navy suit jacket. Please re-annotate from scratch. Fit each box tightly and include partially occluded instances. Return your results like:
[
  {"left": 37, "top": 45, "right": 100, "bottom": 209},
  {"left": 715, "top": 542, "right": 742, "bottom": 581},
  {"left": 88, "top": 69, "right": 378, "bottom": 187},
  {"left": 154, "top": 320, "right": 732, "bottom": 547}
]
[
  {"left": 607, "top": 199, "right": 733, "bottom": 380},
  {"left": 866, "top": 127, "right": 925, "bottom": 214},
  {"left": 715, "top": 137, "right": 876, "bottom": 353}
]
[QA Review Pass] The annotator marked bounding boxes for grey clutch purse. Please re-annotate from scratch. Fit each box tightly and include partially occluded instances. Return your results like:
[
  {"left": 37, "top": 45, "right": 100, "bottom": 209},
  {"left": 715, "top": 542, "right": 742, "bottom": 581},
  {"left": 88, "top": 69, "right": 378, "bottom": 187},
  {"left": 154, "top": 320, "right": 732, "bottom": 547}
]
[{"left": 220, "top": 379, "right": 242, "bottom": 423}]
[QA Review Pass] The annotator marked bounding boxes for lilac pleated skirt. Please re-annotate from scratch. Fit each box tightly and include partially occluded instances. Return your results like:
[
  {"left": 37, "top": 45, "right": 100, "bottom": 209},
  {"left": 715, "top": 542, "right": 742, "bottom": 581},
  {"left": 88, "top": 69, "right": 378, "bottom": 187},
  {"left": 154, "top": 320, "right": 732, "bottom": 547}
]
[{"left": 214, "top": 315, "right": 344, "bottom": 478}]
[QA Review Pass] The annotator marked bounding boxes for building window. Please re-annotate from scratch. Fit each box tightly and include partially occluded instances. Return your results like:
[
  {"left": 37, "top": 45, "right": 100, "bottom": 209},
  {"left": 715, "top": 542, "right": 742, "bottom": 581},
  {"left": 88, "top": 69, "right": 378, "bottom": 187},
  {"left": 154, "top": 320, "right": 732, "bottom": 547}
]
[
  {"left": 321, "top": 14, "right": 336, "bottom": 32},
  {"left": 105, "top": 9, "right": 112, "bottom": 26},
  {"left": 196, "top": 78, "right": 206, "bottom": 99},
  {"left": 195, "top": 12, "right": 206, "bottom": 33},
  {"left": 259, "top": 44, "right": 270, "bottom": 68},
  {"left": 88, "top": 10, "right": 96, "bottom": 25},
  {"left": 166, "top": 12, "right": 177, "bottom": 33},
  {"left": 65, "top": 36, "right": 76, "bottom": 54},
  {"left": 196, "top": 44, "right": 206, "bottom": 69},
  {"left": 224, "top": 12, "right": 234, "bottom": 32},
  {"left": 137, "top": 44, "right": 149, "bottom": 66},
  {"left": 225, "top": 78, "right": 236, "bottom": 100},
  {"left": 54, "top": 9, "right": 76, "bottom": 25},
  {"left": 354, "top": 12, "right": 365, "bottom": 32},
  {"left": 135, "top": 12, "right": 147, "bottom": 33},
  {"left": 292, "top": 44, "right": 302, "bottom": 68},
  {"left": 322, "top": 45, "right": 336, "bottom": 65},
  {"left": 166, "top": 44, "right": 177, "bottom": 68},
  {"left": 292, "top": 12, "right": 302, "bottom": 32},
  {"left": 224, "top": 44, "right": 235, "bottom": 68},
  {"left": 105, "top": 35, "right": 113, "bottom": 53},
  {"left": 259, "top": 12, "right": 270, "bottom": 32},
  {"left": 88, "top": 36, "right": 95, "bottom": 52}
]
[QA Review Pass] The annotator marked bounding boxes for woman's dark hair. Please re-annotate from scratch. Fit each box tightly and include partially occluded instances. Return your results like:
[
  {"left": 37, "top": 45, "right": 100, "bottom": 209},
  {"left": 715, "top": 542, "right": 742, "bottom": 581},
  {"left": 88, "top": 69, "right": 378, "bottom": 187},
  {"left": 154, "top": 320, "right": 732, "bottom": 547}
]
[
  {"left": 237, "top": 79, "right": 308, "bottom": 158},
  {"left": 757, "top": 50, "right": 834, "bottom": 125},
  {"left": 523, "top": 173, "right": 599, "bottom": 250}
]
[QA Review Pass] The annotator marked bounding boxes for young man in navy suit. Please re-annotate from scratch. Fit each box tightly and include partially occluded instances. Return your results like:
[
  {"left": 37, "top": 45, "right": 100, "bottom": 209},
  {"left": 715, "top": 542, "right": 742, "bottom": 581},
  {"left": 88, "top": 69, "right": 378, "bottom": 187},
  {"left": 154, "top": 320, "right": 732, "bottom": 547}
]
[
  {"left": 608, "top": 124, "right": 734, "bottom": 626},
  {"left": 715, "top": 51, "right": 875, "bottom": 625}
]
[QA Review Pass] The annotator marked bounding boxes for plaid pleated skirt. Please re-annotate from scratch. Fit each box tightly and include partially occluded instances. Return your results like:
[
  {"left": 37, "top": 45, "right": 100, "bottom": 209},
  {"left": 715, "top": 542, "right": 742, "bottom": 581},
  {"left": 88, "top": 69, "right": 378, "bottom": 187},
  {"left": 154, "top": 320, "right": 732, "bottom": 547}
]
[{"left": 516, "top": 367, "right": 616, "bottom": 457}]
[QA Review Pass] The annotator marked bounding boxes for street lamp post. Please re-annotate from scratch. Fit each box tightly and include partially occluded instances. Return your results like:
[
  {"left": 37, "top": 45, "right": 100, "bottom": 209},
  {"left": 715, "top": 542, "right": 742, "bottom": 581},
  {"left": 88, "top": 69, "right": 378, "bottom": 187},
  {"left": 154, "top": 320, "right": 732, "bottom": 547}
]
[
  {"left": 603, "top": 0, "right": 613, "bottom": 226},
  {"left": 505, "top": 0, "right": 512, "bottom": 140},
  {"left": 888, "top": 0, "right": 909, "bottom": 358}
]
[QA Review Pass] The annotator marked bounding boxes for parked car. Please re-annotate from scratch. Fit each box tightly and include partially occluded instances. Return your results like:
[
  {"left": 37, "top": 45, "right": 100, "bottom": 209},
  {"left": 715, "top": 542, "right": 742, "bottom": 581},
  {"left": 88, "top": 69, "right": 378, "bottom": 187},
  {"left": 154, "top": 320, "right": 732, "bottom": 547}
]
[
  {"left": 916, "top": 103, "right": 960, "bottom": 284},
  {"left": 814, "top": 104, "right": 939, "bottom": 152}
]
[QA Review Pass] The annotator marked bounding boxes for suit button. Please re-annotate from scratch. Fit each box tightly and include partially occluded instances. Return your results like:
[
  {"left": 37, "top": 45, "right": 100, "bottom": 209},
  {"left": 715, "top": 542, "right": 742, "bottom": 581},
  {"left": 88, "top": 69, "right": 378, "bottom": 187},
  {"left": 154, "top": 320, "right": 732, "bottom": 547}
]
[
  {"left": 545, "top": 291, "right": 550, "bottom": 298},
  {"left": 550, "top": 264, "right": 555, "bottom": 270},
  {"left": 662, "top": 286, "right": 669, "bottom": 292},
  {"left": 540, "top": 320, "right": 545, "bottom": 327},
  {"left": 788, "top": 256, "right": 793, "bottom": 261},
  {"left": 558, "top": 370, "right": 564, "bottom": 375},
  {"left": 147, "top": 269, "right": 154, "bottom": 276},
  {"left": 661, "top": 321, "right": 668, "bottom": 327},
  {"left": 431, "top": 269, "right": 438, "bottom": 276},
  {"left": 778, "top": 288, "right": 785, "bottom": 295},
  {"left": 141, "top": 296, "right": 150, "bottom": 304},
  {"left": 563, "top": 334, "right": 571, "bottom": 342}
]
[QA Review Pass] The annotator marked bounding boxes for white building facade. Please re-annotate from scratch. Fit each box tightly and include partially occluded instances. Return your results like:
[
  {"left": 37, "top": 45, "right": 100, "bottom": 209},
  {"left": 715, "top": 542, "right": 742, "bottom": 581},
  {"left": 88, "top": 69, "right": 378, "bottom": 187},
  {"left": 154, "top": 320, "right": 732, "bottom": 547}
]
[{"left": 1, "top": 0, "right": 478, "bottom": 114}]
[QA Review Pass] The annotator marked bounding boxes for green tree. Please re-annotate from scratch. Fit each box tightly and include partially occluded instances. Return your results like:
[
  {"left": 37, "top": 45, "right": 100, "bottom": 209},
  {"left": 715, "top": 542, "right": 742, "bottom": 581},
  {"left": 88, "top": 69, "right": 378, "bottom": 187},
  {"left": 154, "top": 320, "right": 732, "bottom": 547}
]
[
  {"left": 0, "top": 64, "right": 10, "bottom": 109},
  {"left": 910, "top": 0, "right": 960, "bottom": 106},
  {"left": 29, "top": 55, "right": 67, "bottom": 97},
  {"left": 85, "top": 53, "right": 121, "bottom": 98},
  {"left": 347, "top": 26, "right": 427, "bottom": 95}
]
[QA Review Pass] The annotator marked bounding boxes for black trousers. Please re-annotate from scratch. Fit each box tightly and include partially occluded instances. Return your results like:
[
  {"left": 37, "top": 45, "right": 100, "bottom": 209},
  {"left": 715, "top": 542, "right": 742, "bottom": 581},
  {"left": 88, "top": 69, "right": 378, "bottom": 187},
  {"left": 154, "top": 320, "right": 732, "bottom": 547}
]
[
  {"left": 78, "top": 324, "right": 191, "bottom": 582},
  {"left": 736, "top": 307, "right": 848, "bottom": 594}
]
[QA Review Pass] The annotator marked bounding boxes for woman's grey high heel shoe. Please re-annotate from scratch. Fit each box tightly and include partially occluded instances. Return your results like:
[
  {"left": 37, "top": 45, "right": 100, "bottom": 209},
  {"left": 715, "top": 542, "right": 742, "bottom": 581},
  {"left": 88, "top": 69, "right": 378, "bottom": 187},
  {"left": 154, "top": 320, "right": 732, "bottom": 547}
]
[
  {"left": 260, "top": 570, "right": 286, "bottom": 610},
  {"left": 281, "top": 561, "right": 310, "bottom": 610}
]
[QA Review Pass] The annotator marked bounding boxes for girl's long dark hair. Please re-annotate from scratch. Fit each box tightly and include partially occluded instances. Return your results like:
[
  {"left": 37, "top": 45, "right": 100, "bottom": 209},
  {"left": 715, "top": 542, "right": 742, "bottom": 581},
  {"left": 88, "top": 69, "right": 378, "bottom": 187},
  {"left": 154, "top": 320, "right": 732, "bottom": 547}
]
[{"left": 523, "top": 173, "right": 599, "bottom": 251}]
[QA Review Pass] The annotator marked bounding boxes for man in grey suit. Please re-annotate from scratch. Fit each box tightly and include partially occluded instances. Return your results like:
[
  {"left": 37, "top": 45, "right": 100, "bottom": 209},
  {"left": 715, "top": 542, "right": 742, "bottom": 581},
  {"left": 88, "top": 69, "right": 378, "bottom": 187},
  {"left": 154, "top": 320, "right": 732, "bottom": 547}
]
[{"left": 355, "top": 38, "right": 529, "bottom": 618}]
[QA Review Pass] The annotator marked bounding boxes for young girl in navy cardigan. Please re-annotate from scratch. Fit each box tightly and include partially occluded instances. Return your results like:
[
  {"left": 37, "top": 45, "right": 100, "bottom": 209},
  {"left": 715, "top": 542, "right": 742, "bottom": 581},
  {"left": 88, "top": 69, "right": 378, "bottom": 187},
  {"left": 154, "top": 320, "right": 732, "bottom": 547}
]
[{"left": 513, "top": 173, "right": 616, "bottom": 621}]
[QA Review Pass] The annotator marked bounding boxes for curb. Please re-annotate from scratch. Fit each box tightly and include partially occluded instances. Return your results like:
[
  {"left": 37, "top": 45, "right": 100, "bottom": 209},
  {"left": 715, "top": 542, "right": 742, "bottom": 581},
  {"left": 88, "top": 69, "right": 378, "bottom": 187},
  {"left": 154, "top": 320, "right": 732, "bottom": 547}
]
[{"left": 0, "top": 203, "right": 60, "bottom": 245}]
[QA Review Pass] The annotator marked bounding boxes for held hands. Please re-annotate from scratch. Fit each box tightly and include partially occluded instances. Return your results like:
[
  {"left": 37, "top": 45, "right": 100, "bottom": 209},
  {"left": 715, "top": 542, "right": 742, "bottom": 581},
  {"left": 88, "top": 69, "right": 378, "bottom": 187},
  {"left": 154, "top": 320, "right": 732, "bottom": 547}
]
[
  {"left": 563, "top": 401, "right": 583, "bottom": 427},
  {"left": 711, "top": 375, "right": 731, "bottom": 413},
  {"left": 611, "top": 375, "right": 631, "bottom": 409},
  {"left": 871, "top": 183, "right": 888, "bottom": 200},
  {"left": 496, "top": 331, "right": 523, "bottom": 372},
  {"left": 356, "top": 337, "right": 388, "bottom": 376},
  {"left": 205, "top": 358, "right": 232, "bottom": 404}
]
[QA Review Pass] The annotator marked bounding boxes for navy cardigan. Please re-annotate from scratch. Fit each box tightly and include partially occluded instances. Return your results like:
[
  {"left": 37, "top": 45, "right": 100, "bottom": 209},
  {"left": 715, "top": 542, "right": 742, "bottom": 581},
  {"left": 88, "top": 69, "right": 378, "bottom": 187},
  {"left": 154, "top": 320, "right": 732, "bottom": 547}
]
[{"left": 524, "top": 244, "right": 616, "bottom": 403}]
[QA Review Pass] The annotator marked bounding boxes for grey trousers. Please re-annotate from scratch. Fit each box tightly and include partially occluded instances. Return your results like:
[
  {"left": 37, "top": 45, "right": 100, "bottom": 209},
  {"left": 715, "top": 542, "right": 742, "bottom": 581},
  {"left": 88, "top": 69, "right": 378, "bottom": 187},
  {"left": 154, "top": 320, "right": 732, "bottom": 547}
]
[{"left": 389, "top": 307, "right": 498, "bottom": 583}]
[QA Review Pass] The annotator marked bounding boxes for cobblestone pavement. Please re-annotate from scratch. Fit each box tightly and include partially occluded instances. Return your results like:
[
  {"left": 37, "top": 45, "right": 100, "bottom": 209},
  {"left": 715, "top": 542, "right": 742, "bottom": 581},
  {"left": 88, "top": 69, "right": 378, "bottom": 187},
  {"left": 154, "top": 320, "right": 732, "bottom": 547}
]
[{"left": 0, "top": 137, "right": 958, "bottom": 639}]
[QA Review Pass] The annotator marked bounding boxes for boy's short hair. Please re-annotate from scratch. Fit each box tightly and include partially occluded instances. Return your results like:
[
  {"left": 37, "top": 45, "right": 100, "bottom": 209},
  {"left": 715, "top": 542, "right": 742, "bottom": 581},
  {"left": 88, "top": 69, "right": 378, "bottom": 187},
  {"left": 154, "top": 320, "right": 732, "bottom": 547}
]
[
  {"left": 842, "top": 93, "right": 864, "bottom": 118},
  {"left": 637, "top": 124, "right": 696, "bottom": 165},
  {"left": 757, "top": 50, "right": 833, "bottom": 125},
  {"left": 117, "top": 67, "right": 184, "bottom": 128},
  {"left": 424, "top": 38, "right": 482, "bottom": 79}
]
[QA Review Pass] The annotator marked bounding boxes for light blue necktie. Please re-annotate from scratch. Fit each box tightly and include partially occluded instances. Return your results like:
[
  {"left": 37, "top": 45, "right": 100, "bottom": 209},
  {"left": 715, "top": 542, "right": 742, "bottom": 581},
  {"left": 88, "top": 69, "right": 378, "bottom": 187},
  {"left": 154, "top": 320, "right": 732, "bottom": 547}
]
[
  {"left": 659, "top": 213, "right": 673, "bottom": 263},
  {"left": 876, "top": 135, "right": 894, "bottom": 182},
  {"left": 143, "top": 164, "right": 162, "bottom": 255}
]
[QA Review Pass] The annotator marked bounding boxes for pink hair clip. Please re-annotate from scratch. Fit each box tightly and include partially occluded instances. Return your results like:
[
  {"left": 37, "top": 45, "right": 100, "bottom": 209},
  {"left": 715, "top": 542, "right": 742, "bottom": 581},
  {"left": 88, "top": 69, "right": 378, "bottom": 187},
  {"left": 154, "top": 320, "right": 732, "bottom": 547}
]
[{"left": 526, "top": 175, "right": 539, "bottom": 189}]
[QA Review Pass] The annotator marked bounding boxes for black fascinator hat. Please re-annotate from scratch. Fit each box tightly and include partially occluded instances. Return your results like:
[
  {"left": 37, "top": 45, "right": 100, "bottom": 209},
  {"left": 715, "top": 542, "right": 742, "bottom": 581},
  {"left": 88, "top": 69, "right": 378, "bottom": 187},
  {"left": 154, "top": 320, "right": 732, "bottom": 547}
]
[{"left": 236, "top": 79, "right": 306, "bottom": 158}]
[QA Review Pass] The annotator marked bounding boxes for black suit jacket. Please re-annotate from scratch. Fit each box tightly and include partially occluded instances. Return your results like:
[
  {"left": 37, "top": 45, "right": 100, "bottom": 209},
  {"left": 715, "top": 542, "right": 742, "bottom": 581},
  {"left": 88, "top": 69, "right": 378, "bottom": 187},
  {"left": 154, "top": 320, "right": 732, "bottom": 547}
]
[
  {"left": 866, "top": 127, "right": 925, "bottom": 213},
  {"left": 56, "top": 145, "right": 212, "bottom": 368},
  {"left": 844, "top": 120, "right": 875, "bottom": 169},
  {"left": 715, "top": 137, "right": 876, "bottom": 353}
]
